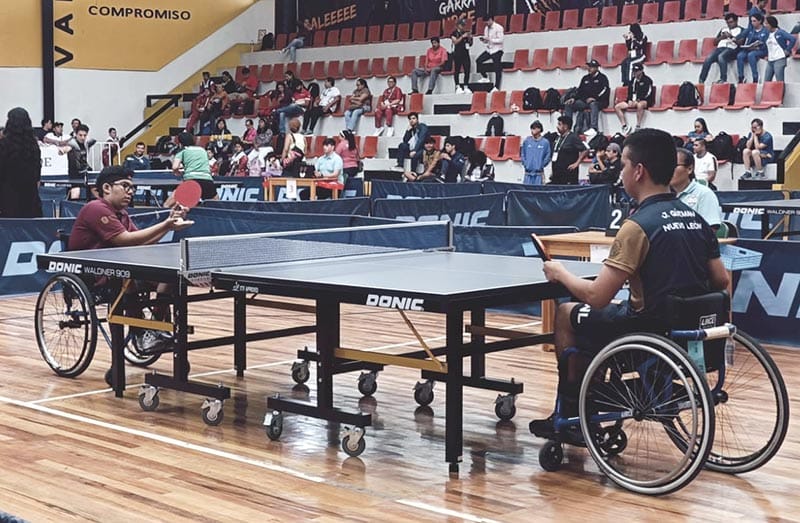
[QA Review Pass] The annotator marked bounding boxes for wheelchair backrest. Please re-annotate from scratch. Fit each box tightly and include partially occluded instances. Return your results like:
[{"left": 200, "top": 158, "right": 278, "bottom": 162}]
[{"left": 663, "top": 291, "right": 730, "bottom": 370}]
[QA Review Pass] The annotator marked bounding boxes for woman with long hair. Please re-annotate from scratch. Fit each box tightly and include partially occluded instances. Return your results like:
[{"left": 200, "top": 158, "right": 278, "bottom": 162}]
[
  {"left": 0, "top": 107, "right": 43, "bottom": 217},
  {"left": 336, "top": 129, "right": 360, "bottom": 181}
]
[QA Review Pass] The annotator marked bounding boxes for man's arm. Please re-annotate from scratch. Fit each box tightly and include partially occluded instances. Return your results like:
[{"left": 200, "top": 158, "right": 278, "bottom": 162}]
[
  {"left": 171, "top": 153, "right": 183, "bottom": 177},
  {"left": 109, "top": 209, "right": 191, "bottom": 247},
  {"left": 708, "top": 257, "right": 730, "bottom": 291},
  {"left": 544, "top": 261, "right": 630, "bottom": 308}
]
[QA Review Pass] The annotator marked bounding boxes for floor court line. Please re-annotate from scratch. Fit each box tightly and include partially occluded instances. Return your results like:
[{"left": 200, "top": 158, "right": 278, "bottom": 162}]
[{"left": 395, "top": 499, "right": 502, "bottom": 523}]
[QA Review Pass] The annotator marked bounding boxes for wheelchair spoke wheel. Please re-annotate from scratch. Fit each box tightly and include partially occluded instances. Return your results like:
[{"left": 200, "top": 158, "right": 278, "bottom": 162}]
[
  {"left": 580, "top": 335, "right": 714, "bottom": 496},
  {"left": 34, "top": 273, "right": 98, "bottom": 378},
  {"left": 701, "top": 331, "right": 789, "bottom": 474}
]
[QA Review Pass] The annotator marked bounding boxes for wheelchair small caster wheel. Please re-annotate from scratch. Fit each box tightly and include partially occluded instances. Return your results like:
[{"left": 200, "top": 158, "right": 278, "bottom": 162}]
[
  {"left": 201, "top": 398, "right": 224, "bottom": 426},
  {"left": 494, "top": 394, "right": 517, "bottom": 421},
  {"left": 539, "top": 440, "right": 563, "bottom": 472},
  {"left": 413, "top": 379, "right": 435, "bottom": 406},
  {"left": 264, "top": 410, "right": 283, "bottom": 441},
  {"left": 341, "top": 426, "right": 366, "bottom": 457},
  {"left": 290, "top": 360, "right": 310, "bottom": 384},
  {"left": 138, "top": 385, "right": 160, "bottom": 412},
  {"left": 357, "top": 370, "right": 378, "bottom": 396}
]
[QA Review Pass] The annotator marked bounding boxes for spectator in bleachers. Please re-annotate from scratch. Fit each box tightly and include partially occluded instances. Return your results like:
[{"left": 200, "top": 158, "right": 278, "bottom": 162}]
[
  {"left": 476, "top": 15, "right": 505, "bottom": 92},
  {"left": 336, "top": 129, "right": 360, "bottom": 180},
  {"left": 521, "top": 120, "right": 551, "bottom": 185},
  {"left": 276, "top": 80, "right": 311, "bottom": 134},
  {"left": 620, "top": 24, "right": 647, "bottom": 87},
  {"left": 208, "top": 84, "right": 230, "bottom": 124},
  {"left": 228, "top": 67, "right": 259, "bottom": 116},
  {"left": 671, "top": 148, "right": 722, "bottom": 230},
  {"left": 404, "top": 136, "right": 441, "bottom": 182},
  {"left": 450, "top": 18, "right": 473, "bottom": 94},
  {"left": 314, "top": 138, "right": 345, "bottom": 184},
  {"left": 392, "top": 112, "right": 429, "bottom": 173},
  {"left": 209, "top": 118, "right": 233, "bottom": 161},
  {"left": 563, "top": 60, "right": 610, "bottom": 137},
  {"left": 34, "top": 118, "right": 52, "bottom": 142},
  {"left": 102, "top": 127, "right": 119, "bottom": 167},
  {"left": 463, "top": 150, "right": 495, "bottom": 182},
  {"left": 69, "top": 118, "right": 82, "bottom": 138},
  {"left": 589, "top": 142, "right": 622, "bottom": 185},
  {"left": 614, "top": 63, "right": 654, "bottom": 135},
  {"left": 220, "top": 71, "right": 238, "bottom": 95},
  {"left": 303, "top": 77, "right": 341, "bottom": 135},
  {"left": 254, "top": 118, "right": 273, "bottom": 149},
  {"left": 281, "top": 19, "right": 314, "bottom": 63},
  {"left": 122, "top": 142, "right": 151, "bottom": 172},
  {"left": 264, "top": 152, "right": 282, "bottom": 177},
  {"left": 242, "top": 119, "right": 257, "bottom": 152},
  {"left": 227, "top": 138, "right": 249, "bottom": 177},
  {"left": 0, "top": 107, "right": 42, "bottom": 218},
  {"left": 686, "top": 118, "right": 714, "bottom": 144},
  {"left": 439, "top": 137, "right": 468, "bottom": 183},
  {"left": 748, "top": 0, "right": 769, "bottom": 30},
  {"left": 740, "top": 117, "right": 774, "bottom": 179},
  {"left": 763, "top": 16, "right": 797, "bottom": 82},
  {"left": 344, "top": 78, "right": 372, "bottom": 132},
  {"left": 411, "top": 37, "right": 448, "bottom": 95},
  {"left": 207, "top": 145, "right": 219, "bottom": 175},
  {"left": 699, "top": 13, "right": 744, "bottom": 84},
  {"left": 186, "top": 85, "right": 212, "bottom": 134},
  {"left": 281, "top": 117, "right": 307, "bottom": 176},
  {"left": 736, "top": 13, "right": 769, "bottom": 83},
  {"left": 550, "top": 115, "right": 588, "bottom": 185},
  {"left": 199, "top": 71, "right": 214, "bottom": 93},
  {"left": 43, "top": 121, "right": 69, "bottom": 146},
  {"left": 692, "top": 137, "right": 718, "bottom": 189},
  {"left": 374, "top": 76, "right": 404, "bottom": 137}
]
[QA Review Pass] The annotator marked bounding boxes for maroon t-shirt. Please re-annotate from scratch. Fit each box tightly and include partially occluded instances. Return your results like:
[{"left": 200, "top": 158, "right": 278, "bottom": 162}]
[{"left": 68, "top": 199, "right": 138, "bottom": 251}]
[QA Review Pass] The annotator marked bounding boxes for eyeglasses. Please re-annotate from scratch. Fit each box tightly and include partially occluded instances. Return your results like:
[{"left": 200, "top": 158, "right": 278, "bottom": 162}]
[{"left": 113, "top": 181, "right": 137, "bottom": 192}]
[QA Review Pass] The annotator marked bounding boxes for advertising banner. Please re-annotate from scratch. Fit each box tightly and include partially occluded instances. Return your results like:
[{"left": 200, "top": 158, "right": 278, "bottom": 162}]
[
  {"left": 372, "top": 193, "right": 505, "bottom": 225},
  {"left": 505, "top": 186, "right": 612, "bottom": 230},
  {"left": 370, "top": 180, "right": 482, "bottom": 200}
]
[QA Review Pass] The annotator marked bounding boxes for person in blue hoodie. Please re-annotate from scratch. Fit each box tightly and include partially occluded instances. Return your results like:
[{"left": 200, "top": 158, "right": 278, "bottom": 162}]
[
  {"left": 520, "top": 121, "right": 551, "bottom": 185},
  {"left": 763, "top": 16, "right": 797, "bottom": 82},
  {"left": 736, "top": 13, "right": 770, "bottom": 83}
]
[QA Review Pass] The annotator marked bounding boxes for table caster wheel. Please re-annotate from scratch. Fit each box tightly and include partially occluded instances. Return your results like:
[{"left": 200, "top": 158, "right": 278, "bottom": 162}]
[
  {"left": 413, "top": 379, "right": 435, "bottom": 406},
  {"left": 539, "top": 440, "right": 563, "bottom": 472},
  {"left": 264, "top": 410, "right": 283, "bottom": 441},
  {"left": 357, "top": 370, "right": 378, "bottom": 396},
  {"left": 341, "top": 426, "right": 366, "bottom": 457},
  {"left": 494, "top": 393, "right": 517, "bottom": 421},
  {"left": 138, "top": 385, "right": 159, "bottom": 412},
  {"left": 201, "top": 398, "right": 224, "bottom": 426},
  {"left": 291, "top": 360, "right": 310, "bottom": 384}
]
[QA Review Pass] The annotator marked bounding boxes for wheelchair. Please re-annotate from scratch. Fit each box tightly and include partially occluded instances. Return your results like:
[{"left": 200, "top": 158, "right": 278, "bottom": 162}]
[
  {"left": 33, "top": 234, "right": 167, "bottom": 382},
  {"left": 534, "top": 292, "right": 789, "bottom": 495}
]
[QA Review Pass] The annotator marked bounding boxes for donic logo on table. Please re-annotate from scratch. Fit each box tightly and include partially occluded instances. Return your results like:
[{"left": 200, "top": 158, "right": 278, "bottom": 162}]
[{"left": 366, "top": 294, "right": 424, "bottom": 311}]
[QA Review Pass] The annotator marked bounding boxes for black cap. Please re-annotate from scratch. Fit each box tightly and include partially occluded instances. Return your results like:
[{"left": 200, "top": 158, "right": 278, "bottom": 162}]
[
  {"left": 632, "top": 63, "right": 644, "bottom": 72},
  {"left": 586, "top": 59, "right": 601, "bottom": 68}
]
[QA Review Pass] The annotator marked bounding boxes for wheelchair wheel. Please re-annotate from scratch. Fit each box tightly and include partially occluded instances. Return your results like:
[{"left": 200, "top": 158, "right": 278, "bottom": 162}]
[
  {"left": 34, "top": 273, "right": 98, "bottom": 378},
  {"left": 123, "top": 328, "right": 162, "bottom": 367},
  {"left": 701, "top": 330, "right": 789, "bottom": 474},
  {"left": 579, "top": 334, "right": 714, "bottom": 496}
]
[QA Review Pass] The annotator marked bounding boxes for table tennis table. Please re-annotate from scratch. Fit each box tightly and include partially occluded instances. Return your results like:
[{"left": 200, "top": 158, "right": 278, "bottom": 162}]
[
  {"left": 721, "top": 198, "right": 800, "bottom": 239},
  {"left": 36, "top": 222, "right": 599, "bottom": 472}
]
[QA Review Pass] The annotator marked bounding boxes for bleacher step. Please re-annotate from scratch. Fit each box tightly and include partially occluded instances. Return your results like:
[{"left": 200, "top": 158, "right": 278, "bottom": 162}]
[{"left": 434, "top": 104, "right": 472, "bottom": 115}]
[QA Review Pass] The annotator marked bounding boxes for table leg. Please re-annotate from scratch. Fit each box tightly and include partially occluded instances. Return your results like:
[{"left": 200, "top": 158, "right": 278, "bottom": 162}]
[
  {"left": 234, "top": 293, "right": 246, "bottom": 377},
  {"left": 174, "top": 281, "right": 190, "bottom": 381},
  {"left": 316, "top": 298, "right": 339, "bottom": 410},
  {"left": 110, "top": 321, "right": 125, "bottom": 397},
  {"left": 541, "top": 299, "right": 555, "bottom": 352},
  {"left": 310, "top": 182, "right": 317, "bottom": 200},
  {"left": 445, "top": 309, "right": 464, "bottom": 474},
  {"left": 470, "top": 308, "right": 485, "bottom": 378}
]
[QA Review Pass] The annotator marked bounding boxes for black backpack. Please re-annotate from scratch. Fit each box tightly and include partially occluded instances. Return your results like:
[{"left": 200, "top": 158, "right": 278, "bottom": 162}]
[
  {"left": 676, "top": 81, "right": 701, "bottom": 107},
  {"left": 485, "top": 114, "right": 504, "bottom": 136},
  {"left": 588, "top": 133, "right": 609, "bottom": 151},
  {"left": 542, "top": 88, "right": 562, "bottom": 111},
  {"left": 523, "top": 87, "right": 543, "bottom": 111},
  {"left": 733, "top": 135, "right": 748, "bottom": 163},
  {"left": 610, "top": 132, "right": 626, "bottom": 149},
  {"left": 459, "top": 136, "right": 476, "bottom": 156},
  {"left": 260, "top": 32, "right": 275, "bottom": 51},
  {"left": 543, "top": 131, "right": 559, "bottom": 148},
  {"left": 709, "top": 131, "right": 735, "bottom": 162}
]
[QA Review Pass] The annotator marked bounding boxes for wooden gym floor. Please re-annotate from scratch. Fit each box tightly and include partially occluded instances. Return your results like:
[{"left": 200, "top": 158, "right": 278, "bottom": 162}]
[{"left": 0, "top": 290, "right": 798, "bottom": 522}]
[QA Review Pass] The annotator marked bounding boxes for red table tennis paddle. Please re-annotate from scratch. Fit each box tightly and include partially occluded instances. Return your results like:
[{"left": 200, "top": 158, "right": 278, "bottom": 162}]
[
  {"left": 530, "top": 233, "right": 551, "bottom": 261},
  {"left": 172, "top": 180, "right": 203, "bottom": 209}
]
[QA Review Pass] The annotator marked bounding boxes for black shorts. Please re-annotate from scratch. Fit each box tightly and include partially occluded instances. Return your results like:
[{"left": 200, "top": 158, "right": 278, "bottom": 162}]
[
  {"left": 570, "top": 301, "right": 661, "bottom": 354},
  {"left": 193, "top": 178, "right": 218, "bottom": 200}
]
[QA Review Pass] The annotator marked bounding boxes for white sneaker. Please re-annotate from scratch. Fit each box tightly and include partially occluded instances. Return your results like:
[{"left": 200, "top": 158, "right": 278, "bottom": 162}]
[
  {"left": 386, "top": 126, "right": 394, "bottom": 137},
  {"left": 391, "top": 165, "right": 404, "bottom": 172},
  {"left": 621, "top": 124, "right": 630, "bottom": 135},
  {"left": 584, "top": 128, "right": 597, "bottom": 138},
  {"left": 135, "top": 330, "right": 163, "bottom": 354},
  {"left": 479, "top": 77, "right": 491, "bottom": 83},
  {"left": 455, "top": 86, "right": 463, "bottom": 94},
  {"left": 462, "top": 86, "right": 472, "bottom": 93},
  {"left": 373, "top": 126, "right": 385, "bottom": 137}
]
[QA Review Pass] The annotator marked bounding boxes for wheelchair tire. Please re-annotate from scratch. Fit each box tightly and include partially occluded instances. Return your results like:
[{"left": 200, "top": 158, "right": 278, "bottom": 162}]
[
  {"left": 34, "top": 273, "right": 98, "bottom": 378},
  {"left": 579, "top": 334, "right": 715, "bottom": 496},
  {"left": 701, "top": 330, "right": 789, "bottom": 474}
]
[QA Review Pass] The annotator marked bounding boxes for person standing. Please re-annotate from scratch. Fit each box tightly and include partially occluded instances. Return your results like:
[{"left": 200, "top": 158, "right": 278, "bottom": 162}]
[
  {"left": 550, "top": 116, "right": 588, "bottom": 185},
  {"left": 763, "top": 15, "right": 796, "bottom": 82},
  {"left": 336, "top": 129, "right": 360, "bottom": 181},
  {"left": 0, "top": 107, "right": 43, "bottom": 217},
  {"left": 475, "top": 15, "right": 505, "bottom": 92},
  {"left": 520, "top": 120, "right": 551, "bottom": 185},
  {"left": 168, "top": 131, "right": 218, "bottom": 206},
  {"left": 620, "top": 23, "right": 648, "bottom": 86},
  {"left": 450, "top": 18, "right": 473, "bottom": 94}
]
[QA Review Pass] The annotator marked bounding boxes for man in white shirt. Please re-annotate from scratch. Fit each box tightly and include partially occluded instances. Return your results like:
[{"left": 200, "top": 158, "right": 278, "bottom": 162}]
[
  {"left": 475, "top": 15, "right": 504, "bottom": 92},
  {"left": 692, "top": 137, "right": 718, "bottom": 187},
  {"left": 302, "top": 77, "right": 342, "bottom": 135},
  {"left": 698, "top": 13, "right": 743, "bottom": 83}
]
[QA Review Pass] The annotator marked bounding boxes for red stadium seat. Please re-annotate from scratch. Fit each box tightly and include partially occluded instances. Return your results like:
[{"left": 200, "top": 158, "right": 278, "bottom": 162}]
[
  {"left": 774, "top": 0, "right": 796, "bottom": 12},
  {"left": 312, "top": 135, "right": 326, "bottom": 158},
  {"left": 332, "top": 95, "right": 349, "bottom": 116},
  {"left": 640, "top": 2, "right": 659, "bottom": 24},
  {"left": 544, "top": 11, "right": 560, "bottom": 31},
  {"left": 676, "top": 39, "right": 699, "bottom": 64},
  {"left": 567, "top": 46, "right": 589, "bottom": 69},
  {"left": 339, "top": 27, "right": 353, "bottom": 45},
  {"left": 411, "top": 22, "right": 425, "bottom": 40},
  {"left": 698, "top": 37, "right": 717, "bottom": 63},
  {"left": 601, "top": 6, "right": 619, "bottom": 27},
  {"left": 361, "top": 135, "right": 378, "bottom": 158},
  {"left": 475, "top": 18, "right": 487, "bottom": 36},
  {"left": 499, "top": 90, "right": 533, "bottom": 114},
  {"left": 728, "top": 0, "right": 748, "bottom": 15},
  {"left": 460, "top": 91, "right": 488, "bottom": 115},
  {"left": 312, "top": 61, "right": 326, "bottom": 80},
  {"left": 621, "top": 4, "right": 639, "bottom": 25},
  {"left": 473, "top": 138, "right": 484, "bottom": 151},
  {"left": 753, "top": 81, "right": 785, "bottom": 109},
  {"left": 562, "top": 9, "right": 579, "bottom": 30},
  {"left": 482, "top": 137, "right": 503, "bottom": 160},
  {"left": 355, "top": 59, "right": 370, "bottom": 78},
  {"left": 382, "top": 24, "right": 396, "bottom": 42},
  {"left": 386, "top": 56, "right": 401, "bottom": 77},
  {"left": 270, "top": 62, "right": 285, "bottom": 82},
  {"left": 673, "top": 84, "right": 705, "bottom": 111},
  {"left": 275, "top": 34, "right": 287, "bottom": 50},
  {"left": 542, "top": 47, "right": 568, "bottom": 71},
  {"left": 526, "top": 12, "right": 543, "bottom": 32},
  {"left": 610, "top": 43, "right": 628, "bottom": 67},
  {"left": 396, "top": 23, "right": 411, "bottom": 41},
  {"left": 372, "top": 58, "right": 387, "bottom": 78},
  {"left": 729, "top": 82, "right": 757, "bottom": 109},
  {"left": 512, "top": 49, "right": 530, "bottom": 71},
  {"left": 508, "top": 13, "right": 525, "bottom": 33},
  {"left": 650, "top": 84, "right": 680, "bottom": 111},
  {"left": 367, "top": 25, "right": 381, "bottom": 43},
  {"left": 500, "top": 135, "right": 521, "bottom": 161},
  {"left": 661, "top": 1, "right": 681, "bottom": 22},
  {"left": 298, "top": 62, "right": 313, "bottom": 82},
  {"left": 234, "top": 65, "right": 246, "bottom": 84},
  {"left": 399, "top": 92, "right": 424, "bottom": 115},
  {"left": 591, "top": 44, "right": 610, "bottom": 67},
  {"left": 582, "top": 7, "right": 599, "bottom": 28},
  {"left": 479, "top": 90, "right": 507, "bottom": 114},
  {"left": 327, "top": 61, "right": 341, "bottom": 79},
  {"left": 526, "top": 48, "right": 550, "bottom": 71},
  {"left": 647, "top": 40, "right": 675, "bottom": 65},
  {"left": 443, "top": 18, "right": 456, "bottom": 37},
  {"left": 352, "top": 26, "right": 366, "bottom": 44},
  {"left": 494, "top": 15, "right": 508, "bottom": 30},
  {"left": 603, "top": 86, "right": 628, "bottom": 112},
  {"left": 342, "top": 60, "right": 356, "bottom": 80},
  {"left": 699, "top": 82, "right": 731, "bottom": 110},
  {"left": 426, "top": 20, "right": 440, "bottom": 38},
  {"left": 259, "top": 64, "right": 272, "bottom": 83},
  {"left": 683, "top": 0, "right": 702, "bottom": 20},
  {"left": 401, "top": 56, "right": 416, "bottom": 75},
  {"left": 313, "top": 31, "right": 326, "bottom": 47},
  {"left": 326, "top": 30, "right": 340, "bottom": 46},
  {"left": 705, "top": 0, "right": 724, "bottom": 19},
  {"left": 418, "top": 55, "right": 427, "bottom": 68}
]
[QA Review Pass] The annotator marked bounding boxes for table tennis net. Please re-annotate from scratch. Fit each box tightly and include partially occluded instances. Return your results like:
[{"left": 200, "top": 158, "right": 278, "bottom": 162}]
[{"left": 181, "top": 222, "right": 452, "bottom": 272}]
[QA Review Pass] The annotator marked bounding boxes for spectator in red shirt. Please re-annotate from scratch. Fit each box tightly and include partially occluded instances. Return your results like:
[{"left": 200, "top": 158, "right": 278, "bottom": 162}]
[
  {"left": 373, "top": 76, "right": 404, "bottom": 137},
  {"left": 276, "top": 80, "right": 311, "bottom": 134},
  {"left": 411, "top": 37, "right": 448, "bottom": 95}
]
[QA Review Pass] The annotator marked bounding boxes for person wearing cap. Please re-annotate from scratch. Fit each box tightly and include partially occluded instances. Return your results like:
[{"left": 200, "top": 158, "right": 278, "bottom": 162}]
[
  {"left": 613, "top": 63, "right": 654, "bottom": 135},
  {"left": 563, "top": 60, "right": 610, "bottom": 137},
  {"left": 520, "top": 120, "right": 551, "bottom": 185},
  {"left": 589, "top": 142, "right": 622, "bottom": 185},
  {"left": 450, "top": 18, "right": 473, "bottom": 94},
  {"left": 672, "top": 148, "right": 722, "bottom": 231},
  {"left": 475, "top": 14, "right": 505, "bottom": 92}
]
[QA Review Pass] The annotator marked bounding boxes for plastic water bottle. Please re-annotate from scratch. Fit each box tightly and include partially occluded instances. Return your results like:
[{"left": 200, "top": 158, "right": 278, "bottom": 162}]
[{"left": 725, "top": 336, "right": 735, "bottom": 367}]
